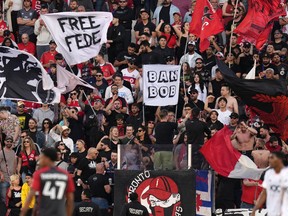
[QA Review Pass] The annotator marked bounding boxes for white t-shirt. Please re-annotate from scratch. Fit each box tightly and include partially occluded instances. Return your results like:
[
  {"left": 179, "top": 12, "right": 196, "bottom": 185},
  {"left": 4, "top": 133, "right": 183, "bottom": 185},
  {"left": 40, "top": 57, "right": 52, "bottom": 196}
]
[
  {"left": 214, "top": 109, "right": 231, "bottom": 125},
  {"left": 121, "top": 68, "right": 140, "bottom": 93},
  {"left": 262, "top": 168, "right": 282, "bottom": 216},
  {"left": 281, "top": 168, "right": 288, "bottom": 216}
]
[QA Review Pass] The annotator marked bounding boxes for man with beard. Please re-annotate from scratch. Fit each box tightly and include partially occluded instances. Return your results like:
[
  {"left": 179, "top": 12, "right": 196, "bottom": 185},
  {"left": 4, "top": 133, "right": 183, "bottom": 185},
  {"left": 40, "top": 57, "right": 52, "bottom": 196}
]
[
  {"left": 179, "top": 41, "right": 202, "bottom": 68},
  {"left": 138, "top": 40, "right": 161, "bottom": 65},
  {"left": 105, "top": 98, "right": 128, "bottom": 126},
  {"left": 134, "top": 9, "right": 156, "bottom": 41},
  {"left": 184, "top": 89, "right": 204, "bottom": 111},
  {"left": 40, "top": 40, "right": 58, "bottom": 70},
  {"left": 272, "top": 53, "right": 288, "bottom": 80},
  {"left": 120, "top": 193, "right": 149, "bottom": 216},
  {"left": 141, "top": 176, "right": 181, "bottom": 216},
  {"left": 238, "top": 42, "right": 254, "bottom": 76},
  {"left": 114, "top": 43, "right": 137, "bottom": 71},
  {"left": 0, "top": 136, "right": 17, "bottom": 210},
  {"left": 92, "top": 68, "right": 108, "bottom": 98},
  {"left": 203, "top": 46, "right": 216, "bottom": 74},
  {"left": 231, "top": 121, "right": 257, "bottom": 160},
  {"left": 259, "top": 125, "right": 271, "bottom": 146},
  {"left": 153, "top": 0, "right": 180, "bottom": 25},
  {"left": 256, "top": 53, "right": 278, "bottom": 78},
  {"left": 192, "top": 58, "right": 210, "bottom": 86},
  {"left": 68, "top": 0, "right": 78, "bottom": 11},
  {"left": 126, "top": 103, "right": 143, "bottom": 131}
]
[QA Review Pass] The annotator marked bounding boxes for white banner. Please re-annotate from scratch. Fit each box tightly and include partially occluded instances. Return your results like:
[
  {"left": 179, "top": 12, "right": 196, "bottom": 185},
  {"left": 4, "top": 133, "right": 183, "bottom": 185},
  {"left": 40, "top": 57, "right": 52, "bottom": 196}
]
[
  {"left": 41, "top": 12, "right": 113, "bottom": 65},
  {"left": 143, "top": 64, "right": 181, "bottom": 106}
]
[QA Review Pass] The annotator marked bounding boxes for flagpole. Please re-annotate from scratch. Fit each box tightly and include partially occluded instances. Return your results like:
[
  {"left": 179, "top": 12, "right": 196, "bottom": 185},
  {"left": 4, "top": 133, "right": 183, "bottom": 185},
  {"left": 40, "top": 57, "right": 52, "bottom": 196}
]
[
  {"left": 183, "top": 36, "right": 189, "bottom": 98},
  {"left": 82, "top": 90, "right": 98, "bottom": 118},
  {"left": 142, "top": 103, "right": 145, "bottom": 125},
  {"left": 228, "top": 0, "right": 240, "bottom": 68}
]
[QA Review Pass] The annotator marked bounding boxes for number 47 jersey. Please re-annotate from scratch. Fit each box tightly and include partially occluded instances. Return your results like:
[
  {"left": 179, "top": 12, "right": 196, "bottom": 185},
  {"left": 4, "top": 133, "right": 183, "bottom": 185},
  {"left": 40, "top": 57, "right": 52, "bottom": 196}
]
[{"left": 32, "top": 166, "right": 75, "bottom": 216}]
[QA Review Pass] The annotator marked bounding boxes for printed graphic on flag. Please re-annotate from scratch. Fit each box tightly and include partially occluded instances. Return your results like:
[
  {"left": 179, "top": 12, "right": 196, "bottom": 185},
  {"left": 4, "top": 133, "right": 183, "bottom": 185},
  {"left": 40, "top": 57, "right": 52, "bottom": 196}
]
[{"left": 196, "top": 170, "right": 213, "bottom": 216}]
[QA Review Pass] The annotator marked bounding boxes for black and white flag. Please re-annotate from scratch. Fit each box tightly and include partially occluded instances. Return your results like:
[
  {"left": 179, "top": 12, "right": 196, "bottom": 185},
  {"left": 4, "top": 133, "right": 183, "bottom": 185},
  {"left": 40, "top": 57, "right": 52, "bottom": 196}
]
[
  {"left": 0, "top": 47, "right": 61, "bottom": 103},
  {"left": 41, "top": 12, "right": 113, "bottom": 65}
]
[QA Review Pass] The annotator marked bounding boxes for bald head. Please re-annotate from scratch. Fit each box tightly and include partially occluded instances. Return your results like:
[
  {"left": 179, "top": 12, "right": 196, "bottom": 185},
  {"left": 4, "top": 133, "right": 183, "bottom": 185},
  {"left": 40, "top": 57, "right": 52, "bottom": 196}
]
[
  {"left": 87, "top": 147, "right": 98, "bottom": 160},
  {"left": 96, "top": 163, "right": 105, "bottom": 173}
]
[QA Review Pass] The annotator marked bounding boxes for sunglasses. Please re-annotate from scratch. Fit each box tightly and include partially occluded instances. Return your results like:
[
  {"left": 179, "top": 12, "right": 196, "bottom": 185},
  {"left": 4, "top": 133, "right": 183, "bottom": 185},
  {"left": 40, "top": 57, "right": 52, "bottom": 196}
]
[
  {"left": 71, "top": 92, "right": 77, "bottom": 95},
  {"left": 195, "top": 62, "right": 202, "bottom": 64},
  {"left": 148, "top": 121, "right": 154, "bottom": 124},
  {"left": 24, "top": 140, "right": 30, "bottom": 143},
  {"left": 138, "top": 130, "right": 143, "bottom": 132},
  {"left": 59, "top": 143, "right": 65, "bottom": 146},
  {"left": 191, "top": 92, "right": 198, "bottom": 95},
  {"left": 95, "top": 75, "right": 102, "bottom": 77}
]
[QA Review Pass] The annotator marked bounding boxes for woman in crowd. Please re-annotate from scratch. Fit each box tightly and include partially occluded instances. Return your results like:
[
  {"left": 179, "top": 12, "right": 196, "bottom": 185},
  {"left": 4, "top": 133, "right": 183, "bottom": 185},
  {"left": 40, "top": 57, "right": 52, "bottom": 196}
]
[
  {"left": 181, "top": 62, "right": 193, "bottom": 88},
  {"left": 109, "top": 126, "right": 121, "bottom": 151},
  {"left": 173, "top": 22, "right": 190, "bottom": 62},
  {"left": 55, "top": 141, "right": 71, "bottom": 162},
  {"left": 135, "top": 126, "right": 153, "bottom": 170},
  {"left": 222, "top": 0, "right": 245, "bottom": 26},
  {"left": 225, "top": 52, "right": 241, "bottom": 77},
  {"left": 41, "top": 118, "right": 54, "bottom": 148},
  {"left": 2, "top": 37, "right": 17, "bottom": 49},
  {"left": 6, "top": 174, "right": 22, "bottom": 216},
  {"left": 17, "top": 136, "right": 38, "bottom": 181},
  {"left": 206, "top": 110, "right": 224, "bottom": 131},
  {"left": 156, "top": 20, "right": 177, "bottom": 49},
  {"left": 190, "top": 73, "right": 207, "bottom": 102}
]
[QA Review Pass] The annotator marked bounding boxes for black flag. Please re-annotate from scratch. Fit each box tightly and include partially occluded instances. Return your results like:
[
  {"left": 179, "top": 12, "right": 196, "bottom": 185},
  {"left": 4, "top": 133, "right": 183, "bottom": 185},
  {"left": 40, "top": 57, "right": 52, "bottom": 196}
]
[
  {"left": 216, "top": 59, "right": 288, "bottom": 141},
  {"left": 0, "top": 47, "right": 61, "bottom": 103}
]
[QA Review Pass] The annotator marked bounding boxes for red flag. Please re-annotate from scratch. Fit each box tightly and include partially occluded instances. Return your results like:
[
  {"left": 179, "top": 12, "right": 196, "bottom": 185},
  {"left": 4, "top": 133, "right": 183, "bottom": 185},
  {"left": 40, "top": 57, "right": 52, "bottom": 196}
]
[
  {"left": 189, "top": 0, "right": 224, "bottom": 52},
  {"left": 200, "top": 126, "right": 266, "bottom": 180},
  {"left": 234, "top": 0, "right": 285, "bottom": 49}
]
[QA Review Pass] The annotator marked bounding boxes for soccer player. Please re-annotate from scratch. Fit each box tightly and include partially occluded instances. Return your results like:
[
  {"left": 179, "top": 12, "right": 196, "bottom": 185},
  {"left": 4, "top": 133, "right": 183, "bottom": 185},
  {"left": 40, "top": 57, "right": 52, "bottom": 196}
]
[
  {"left": 251, "top": 151, "right": 285, "bottom": 216},
  {"left": 280, "top": 166, "right": 288, "bottom": 216},
  {"left": 20, "top": 148, "right": 75, "bottom": 216}
]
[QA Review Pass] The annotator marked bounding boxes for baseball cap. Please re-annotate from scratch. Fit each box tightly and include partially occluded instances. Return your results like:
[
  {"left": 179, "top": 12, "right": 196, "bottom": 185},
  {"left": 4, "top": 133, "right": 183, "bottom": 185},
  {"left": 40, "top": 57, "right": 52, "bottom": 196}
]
[
  {"left": 140, "top": 8, "right": 149, "bottom": 14},
  {"left": 3, "top": 30, "right": 10, "bottom": 36},
  {"left": 262, "top": 53, "right": 271, "bottom": 59},
  {"left": 17, "top": 101, "right": 25, "bottom": 107},
  {"left": 93, "top": 96, "right": 104, "bottom": 105},
  {"left": 142, "top": 176, "right": 179, "bottom": 200},
  {"left": 188, "top": 41, "right": 196, "bottom": 46},
  {"left": 173, "top": 12, "right": 181, "bottom": 16},
  {"left": 5, "top": 136, "right": 13, "bottom": 141},
  {"left": 230, "top": 112, "right": 239, "bottom": 119},
  {"left": 190, "top": 88, "right": 198, "bottom": 94},
  {"left": 49, "top": 40, "right": 56, "bottom": 45},
  {"left": 243, "top": 42, "right": 251, "bottom": 48}
]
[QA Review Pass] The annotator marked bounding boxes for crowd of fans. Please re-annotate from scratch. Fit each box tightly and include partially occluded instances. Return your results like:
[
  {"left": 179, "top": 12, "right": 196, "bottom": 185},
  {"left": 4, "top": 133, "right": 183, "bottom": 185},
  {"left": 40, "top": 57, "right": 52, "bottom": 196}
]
[{"left": 0, "top": 0, "right": 288, "bottom": 215}]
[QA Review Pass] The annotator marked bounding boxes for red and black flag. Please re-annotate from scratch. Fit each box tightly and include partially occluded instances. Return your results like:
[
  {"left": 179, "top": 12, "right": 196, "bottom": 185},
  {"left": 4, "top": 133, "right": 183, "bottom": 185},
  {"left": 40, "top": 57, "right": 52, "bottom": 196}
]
[
  {"left": 216, "top": 59, "right": 288, "bottom": 141},
  {"left": 189, "top": 0, "right": 224, "bottom": 52},
  {"left": 234, "top": 0, "right": 285, "bottom": 50}
]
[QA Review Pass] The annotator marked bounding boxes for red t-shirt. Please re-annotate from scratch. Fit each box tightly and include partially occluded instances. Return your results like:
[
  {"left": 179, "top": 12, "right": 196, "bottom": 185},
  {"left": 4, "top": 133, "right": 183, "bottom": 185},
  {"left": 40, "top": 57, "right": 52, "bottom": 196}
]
[
  {"left": 19, "top": 149, "right": 38, "bottom": 167},
  {"left": 99, "top": 63, "right": 116, "bottom": 85},
  {"left": 265, "top": 142, "right": 282, "bottom": 152},
  {"left": 40, "top": 51, "right": 58, "bottom": 69},
  {"left": 161, "top": 33, "right": 177, "bottom": 48},
  {"left": 241, "top": 179, "right": 263, "bottom": 204},
  {"left": 18, "top": 42, "right": 36, "bottom": 56}
]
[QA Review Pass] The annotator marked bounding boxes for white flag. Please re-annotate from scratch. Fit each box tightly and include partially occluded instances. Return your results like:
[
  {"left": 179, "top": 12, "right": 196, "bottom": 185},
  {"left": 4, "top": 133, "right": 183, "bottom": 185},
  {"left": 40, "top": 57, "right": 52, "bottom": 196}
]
[
  {"left": 56, "top": 65, "right": 95, "bottom": 94},
  {"left": 143, "top": 64, "right": 181, "bottom": 106},
  {"left": 245, "top": 59, "right": 256, "bottom": 79},
  {"left": 0, "top": 46, "right": 61, "bottom": 104},
  {"left": 41, "top": 12, "right": 113, "bottom": 65}
]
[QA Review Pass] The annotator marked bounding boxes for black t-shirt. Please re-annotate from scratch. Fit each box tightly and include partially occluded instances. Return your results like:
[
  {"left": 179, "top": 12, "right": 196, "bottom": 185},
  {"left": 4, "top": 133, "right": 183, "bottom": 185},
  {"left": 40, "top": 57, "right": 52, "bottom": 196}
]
[
  {"left": 94, "top": 81, "right": 108, "bottom": 98},
  {"left": 139, "top": 51, "right": 161, "bottom": 65},
  {"left": 99, "top": 150, "right": 112, "bottom": 161},
  {"left": 28, "top": 130, "right": 37, "bottom": 143},
  {"left": 87, "top": 173, "right": 109, "bottom": 199},
  {"left": 120, "top": 201, "right": 149, "bottom": 216},
  {"left": 275, "top": 63, "right": 288, "bottom": 80},
  {"left": 154, "top": 122, "right": 177, "bottom": 151},
  {"left": 77, "top": 150, "right": 87, "bottom": 163},
  {"left": 77, "top": 158, "right": 98, "bottom": 182},
  {"left": 153, "top": 47, "right": 175, "bottom": 64},
  {"left": 84, "top": 105, "right": 105, "bottom": 125},
  {"left": 272, "top": 41, "right": 288, "bottom": 51},
  {"left": 115, "top": 51, "right": 138, "bottom": 71},
  {"left": 16, "top": 112, "right": 32, "bottom": 130},
  {"left": 188, "top": 99, "right": 205, "bottom": 111},
  {"left": 134, "top": 21, "right": 156, "bottom": 35},
  {"left": 74, "top": 201, "right": 101, "bottom": 216},
  {"left": 256, "top": 64, "right": 279, "bottom": 76},
  {"left": 185, "top": 118, "right": 211, "bottom": 145},
  {"left": 207, "top": 120, "right": 224, "bottom": 131},
  {"left": 159, "top": 5, "right": 171, "bottom": 24}
]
